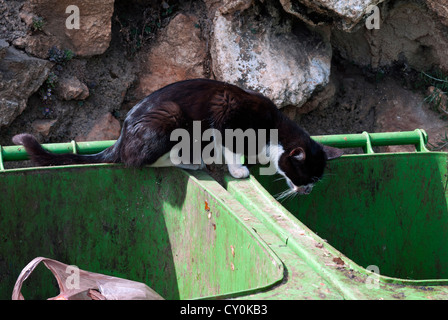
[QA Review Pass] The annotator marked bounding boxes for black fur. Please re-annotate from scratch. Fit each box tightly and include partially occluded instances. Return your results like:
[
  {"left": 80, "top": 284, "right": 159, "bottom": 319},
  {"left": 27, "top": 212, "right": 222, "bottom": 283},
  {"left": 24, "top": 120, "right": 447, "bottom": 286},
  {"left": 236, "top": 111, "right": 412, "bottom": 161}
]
[{"left": 13, "top": 79, "right": 343, "bottom": 192}]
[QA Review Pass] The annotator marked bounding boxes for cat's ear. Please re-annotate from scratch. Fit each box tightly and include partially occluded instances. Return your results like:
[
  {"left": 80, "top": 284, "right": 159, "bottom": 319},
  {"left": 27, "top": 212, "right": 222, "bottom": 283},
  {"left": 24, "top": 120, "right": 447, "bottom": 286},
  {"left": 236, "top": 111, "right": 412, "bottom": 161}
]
[
  {"left": 289, "top": 147, "right": 306, "bottom": 161},
  {"left": 323, "top": 145, "right": 344, "bottom": 160}
]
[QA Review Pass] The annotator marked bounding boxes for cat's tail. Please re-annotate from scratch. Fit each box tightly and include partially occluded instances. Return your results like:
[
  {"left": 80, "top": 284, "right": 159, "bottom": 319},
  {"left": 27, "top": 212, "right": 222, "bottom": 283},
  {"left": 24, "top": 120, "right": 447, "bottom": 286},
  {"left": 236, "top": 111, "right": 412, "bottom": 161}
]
[{"left": 12, "top": 133, "right": 121, "bottom": 166}]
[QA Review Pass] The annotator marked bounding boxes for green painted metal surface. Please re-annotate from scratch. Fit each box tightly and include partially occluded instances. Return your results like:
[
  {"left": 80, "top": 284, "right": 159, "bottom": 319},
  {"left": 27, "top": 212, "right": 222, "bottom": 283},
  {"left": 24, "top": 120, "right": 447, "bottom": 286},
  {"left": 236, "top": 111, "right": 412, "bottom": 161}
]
[
  {"left": 282, "top": 153, "right": 448, "bottom": 281},
  {"left": 312, "top": 129, "right": 429, "bottom": 153},
  {"left": 3, "top": 129, "right": 448, "bottom": 300},
  {"left": 0, "top": 165, "right": 283, "bottom": 300},
  {"left": 224, "top": 137, "right": 448, "bottom": 299},
  {"left": 249, "top": 153, "right": 448, "bottom": 283}
]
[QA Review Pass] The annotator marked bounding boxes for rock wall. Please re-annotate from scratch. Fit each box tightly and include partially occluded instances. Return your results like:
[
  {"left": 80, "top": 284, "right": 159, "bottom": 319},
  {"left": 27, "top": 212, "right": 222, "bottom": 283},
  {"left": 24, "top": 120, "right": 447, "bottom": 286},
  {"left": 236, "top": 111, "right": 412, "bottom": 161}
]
[
  {"left": 16, "top": 0, "right": 114, "bottom": 58},
  {"left": 1, "top": 0, "right": 448, "bottom": 152},
  {"left": 280, "top": 0, "right": 386, "bottom": 31},
  {"left": 332, "top": 1, "right": 448, "bottom": 72},
  {"left": 0, "top": 39, "right": 52, "bottom": 127},
  {"left": 133, "top": 13, "right": 208, "bottom": 101},
  {"left": 210, "top": 0, "right": 332, "bottom": 107}
]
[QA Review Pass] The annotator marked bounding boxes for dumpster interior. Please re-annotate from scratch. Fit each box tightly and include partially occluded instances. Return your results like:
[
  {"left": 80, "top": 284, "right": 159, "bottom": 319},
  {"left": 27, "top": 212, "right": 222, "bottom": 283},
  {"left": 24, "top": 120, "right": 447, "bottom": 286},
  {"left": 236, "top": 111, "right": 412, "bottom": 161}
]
[
  {"left": 0, "top": 165, "right": 283, "bottom": 299},
  {"left": 253, "top": 152, "right": 448, "bottom": 281},
  {"left": 3, "top": 129, "right": 448, "bottom": 300}
]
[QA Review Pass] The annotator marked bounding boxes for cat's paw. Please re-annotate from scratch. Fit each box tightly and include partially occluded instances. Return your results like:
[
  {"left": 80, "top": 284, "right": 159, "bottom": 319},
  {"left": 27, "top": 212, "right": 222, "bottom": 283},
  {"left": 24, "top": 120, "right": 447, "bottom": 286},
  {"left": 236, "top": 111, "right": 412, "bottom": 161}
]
[{"left": 229, "top": 165, "right": 250, "bottom": 179}]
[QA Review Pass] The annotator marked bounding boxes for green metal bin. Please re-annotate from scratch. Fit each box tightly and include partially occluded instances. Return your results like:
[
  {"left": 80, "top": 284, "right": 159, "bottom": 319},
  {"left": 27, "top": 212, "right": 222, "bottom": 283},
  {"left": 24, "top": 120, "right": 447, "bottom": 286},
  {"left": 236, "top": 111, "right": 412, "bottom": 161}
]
[
  {"left": 225, "top": 129, "right": 448, "bottom": 299},
  {"left": 0, "top": 164, "right": 283, "bottom": 299},
  {"left": 3, "top": 129, "right": 448, "bottom": 299}
]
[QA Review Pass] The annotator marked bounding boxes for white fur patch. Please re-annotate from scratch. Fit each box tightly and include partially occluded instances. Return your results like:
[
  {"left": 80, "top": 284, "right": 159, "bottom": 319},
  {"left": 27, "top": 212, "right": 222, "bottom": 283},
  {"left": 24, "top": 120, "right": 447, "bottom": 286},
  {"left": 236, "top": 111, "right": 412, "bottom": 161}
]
[
  {"left": 265, "top": 144, "right": 284, "bottom": 173},
  {"left": 268, "top": 144, "right": 314, "bottom": 194},
  {"left": 151, "top": 152, "right": 173, "bottom": 167},
  {"left": 223, "top": 146, "right": 250, "bottom": 179}
]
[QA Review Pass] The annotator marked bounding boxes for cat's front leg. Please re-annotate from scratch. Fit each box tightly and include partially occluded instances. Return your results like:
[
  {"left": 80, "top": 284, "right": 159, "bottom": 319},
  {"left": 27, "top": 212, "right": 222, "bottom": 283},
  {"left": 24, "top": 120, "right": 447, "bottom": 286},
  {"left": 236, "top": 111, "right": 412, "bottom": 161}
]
[
  {"left": 223, "top": 147, "right": 250, "bottom": 179},
  {"left": 227, "top": 163, "right": 250, "bottom": 178}
]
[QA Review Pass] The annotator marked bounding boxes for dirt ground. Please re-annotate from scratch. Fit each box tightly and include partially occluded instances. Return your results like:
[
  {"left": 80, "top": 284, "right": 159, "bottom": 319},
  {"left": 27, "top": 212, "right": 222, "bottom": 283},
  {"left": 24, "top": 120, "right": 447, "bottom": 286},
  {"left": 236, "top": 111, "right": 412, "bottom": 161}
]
[{"left": 284, "top": 56, "right": 448, "bottom": 154}]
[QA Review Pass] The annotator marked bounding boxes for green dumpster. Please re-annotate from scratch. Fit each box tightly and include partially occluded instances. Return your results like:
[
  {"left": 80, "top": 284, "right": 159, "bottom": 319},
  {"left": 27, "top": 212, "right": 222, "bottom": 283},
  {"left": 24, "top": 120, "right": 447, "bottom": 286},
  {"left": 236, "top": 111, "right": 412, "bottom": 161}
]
[
  {"left": 225, "top": 129, "right": 448, "bottom": 299},
  {"left": 3, "top": 129, "right": 448, "bottom": 300},
  {"left": 0, "top": 163, "right": 283, "bottom": 299}
]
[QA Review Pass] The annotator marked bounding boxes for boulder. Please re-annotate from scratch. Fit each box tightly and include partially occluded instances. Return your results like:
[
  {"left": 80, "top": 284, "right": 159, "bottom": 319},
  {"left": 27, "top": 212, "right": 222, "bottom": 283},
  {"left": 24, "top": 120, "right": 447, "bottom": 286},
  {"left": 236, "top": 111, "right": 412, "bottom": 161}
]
[
  {"left": 16, "top": 0, "right": 115, "bottom": 58},
  {"left": 0, "top": 40, "right": 52, "bottom": 127},
  {"left": 32, "top": 119, "right": 57, "bottom": 136},
  {"left": 134, "top": 13, "right": 207, "bottom": 99},
  {"left": 280, "top": 0, "right": 385, "bottom": 31},
  {"left": 57, "top": 76, "right": 89, "bottom": 101},
  {"left": 331, "top": 1, "right": 448, "bottom": 72},
  {"left": 210, "top": 1, "right": 332, "bottom": 108},
  {"left": 0, "top": 0, "right": 28, "bottom": 42}
]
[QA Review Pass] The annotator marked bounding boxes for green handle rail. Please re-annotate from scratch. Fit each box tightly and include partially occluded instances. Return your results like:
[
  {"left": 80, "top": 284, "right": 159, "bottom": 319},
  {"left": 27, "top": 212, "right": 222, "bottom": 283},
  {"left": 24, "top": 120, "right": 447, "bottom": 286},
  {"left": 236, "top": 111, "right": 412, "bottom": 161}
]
[
  {"left": 313, "top": 129, "right": 429, "bottom": 154},
  {"left": 0, "top": 140, "right": 116, "bottom": 171},
  {"left": 0, "top": 129, "right": 429, "bottom": 171}
]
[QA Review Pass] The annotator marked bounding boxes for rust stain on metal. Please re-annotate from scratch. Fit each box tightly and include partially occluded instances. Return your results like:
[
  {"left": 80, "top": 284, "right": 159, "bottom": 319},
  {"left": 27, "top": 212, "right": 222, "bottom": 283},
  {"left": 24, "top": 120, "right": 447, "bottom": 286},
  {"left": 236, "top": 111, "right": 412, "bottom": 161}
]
[
  {"left": 333, "top": 257, "right": 345, "bottom": 266},
  {"left": 205, "top": 200, "right": 212, "bottom": 219}
]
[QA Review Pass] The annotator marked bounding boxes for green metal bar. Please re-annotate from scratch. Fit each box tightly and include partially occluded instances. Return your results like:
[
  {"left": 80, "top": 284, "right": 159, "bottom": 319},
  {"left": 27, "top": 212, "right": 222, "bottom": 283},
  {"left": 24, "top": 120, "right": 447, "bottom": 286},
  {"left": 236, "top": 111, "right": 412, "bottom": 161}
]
[
  {"left": 362, "top": 132, "right": 375, "bottom": 154},
  {"left": 0, "top": 129, "right": 430, "bottom": 165},
  {"left": 1, "top": 140, "right": 116, "bottom": 162},
  {"left": 313, "top": 129, "right": 429, "bottom": 152},
  {"left": 71, "top": 140, "right": 78, "bottom": 154}
]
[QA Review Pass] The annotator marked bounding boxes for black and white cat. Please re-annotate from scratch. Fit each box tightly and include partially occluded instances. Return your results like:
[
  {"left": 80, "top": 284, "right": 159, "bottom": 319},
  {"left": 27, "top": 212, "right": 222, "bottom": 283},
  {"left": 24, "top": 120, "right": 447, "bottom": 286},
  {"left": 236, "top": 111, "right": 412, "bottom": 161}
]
[{"left": 13, "top": 79, "right": 343, "bottom": 194}]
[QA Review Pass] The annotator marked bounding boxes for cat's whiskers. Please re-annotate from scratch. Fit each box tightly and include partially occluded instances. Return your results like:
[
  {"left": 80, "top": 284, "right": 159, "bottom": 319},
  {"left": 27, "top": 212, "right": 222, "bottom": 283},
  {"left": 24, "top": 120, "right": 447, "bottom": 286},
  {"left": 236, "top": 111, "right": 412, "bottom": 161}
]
[
  {"left": 275, "top": 188, "right": 299, "bottom": 203},
  {"left": 273, "top": 175, "right": 286, "bottom": 182}
]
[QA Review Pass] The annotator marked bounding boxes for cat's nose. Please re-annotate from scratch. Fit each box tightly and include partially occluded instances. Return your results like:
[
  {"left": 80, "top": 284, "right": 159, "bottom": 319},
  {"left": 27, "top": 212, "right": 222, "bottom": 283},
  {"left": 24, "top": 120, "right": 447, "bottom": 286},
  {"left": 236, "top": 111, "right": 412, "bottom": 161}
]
[
  {"left": 303, "top": 185, "right": 313, "bottom": 194},
  {"left": 294, "top": 184, "right": 313, "bottom": 195}
]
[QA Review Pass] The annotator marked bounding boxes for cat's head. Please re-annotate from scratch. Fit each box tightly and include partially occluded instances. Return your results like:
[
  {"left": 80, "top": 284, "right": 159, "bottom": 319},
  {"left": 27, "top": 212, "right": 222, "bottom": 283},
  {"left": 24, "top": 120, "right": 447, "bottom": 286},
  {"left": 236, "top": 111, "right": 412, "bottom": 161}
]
[{"left": 277, "top": 141, "right": 343, "bottom": 195}]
